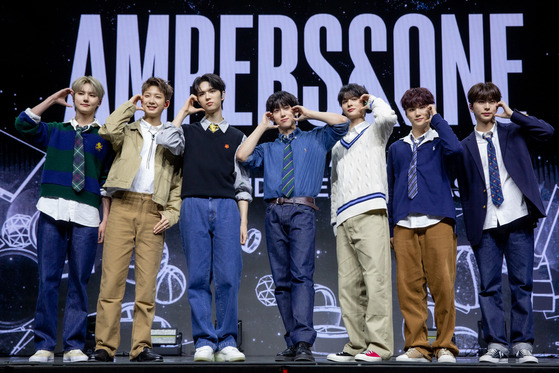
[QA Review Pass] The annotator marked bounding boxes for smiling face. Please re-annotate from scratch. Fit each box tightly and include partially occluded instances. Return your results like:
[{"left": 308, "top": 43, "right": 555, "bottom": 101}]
[
  {"left": 196, "top": 81, "right": 224, "bottom": 116},
  {"left": 73, "top": 83, "right": 101, "bottom": 117},
  {"left": 470, "top": 99, "right": 498, "bottom": 126},
  {"left": 271, "top": 104, "right": 296, "bottom": 133},
  {"left": 141, "top": 85, "right": 169, "bottom": 121},
  {"left": 405, "top": 105, "right": 431, "bottom": 133}
]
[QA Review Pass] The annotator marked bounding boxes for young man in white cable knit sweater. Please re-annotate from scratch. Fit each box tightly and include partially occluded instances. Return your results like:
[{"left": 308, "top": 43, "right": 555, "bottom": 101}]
[{"left": 327, "top": 83, "right": 397, "bottom": 363}]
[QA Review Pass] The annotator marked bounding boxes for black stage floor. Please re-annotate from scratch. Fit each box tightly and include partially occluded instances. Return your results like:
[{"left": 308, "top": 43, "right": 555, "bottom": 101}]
[{"left": 1, "top": 356, "right": 559, "bottom": 373}]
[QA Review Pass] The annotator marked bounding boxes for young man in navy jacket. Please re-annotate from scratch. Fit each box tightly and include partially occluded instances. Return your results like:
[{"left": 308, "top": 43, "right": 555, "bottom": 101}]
[
  {"left": 387, "top": 87, "right": 462, "bottom": 363},
  {"left": 458, "top": 82, "right": 554, "bottom": 364}
]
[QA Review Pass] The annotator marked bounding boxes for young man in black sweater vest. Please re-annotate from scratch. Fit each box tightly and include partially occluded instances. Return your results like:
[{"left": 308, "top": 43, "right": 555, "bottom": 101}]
[{"left": 172, "top": 73, "right": 252, "bottom": 362}]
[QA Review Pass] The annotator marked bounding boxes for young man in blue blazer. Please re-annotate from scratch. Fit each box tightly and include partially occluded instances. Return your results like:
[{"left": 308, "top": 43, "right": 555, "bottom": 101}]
[{"left": 458, "top": 82, "right": 554, "bottom": 364}]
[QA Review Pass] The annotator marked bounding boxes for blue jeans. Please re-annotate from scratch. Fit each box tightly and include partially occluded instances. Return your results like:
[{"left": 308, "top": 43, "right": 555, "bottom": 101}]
[
  {"left": 473, "top": 219, "right": 535, "bottom": 348},
  {"left": 34, "top": 212, "right": 98, "bottom": 351},
  {"left": 265, "top": 203, "right": 317, "bottom": 347},
  {"left": 180, "top": 198, "right": 242, "bottom": 351}
]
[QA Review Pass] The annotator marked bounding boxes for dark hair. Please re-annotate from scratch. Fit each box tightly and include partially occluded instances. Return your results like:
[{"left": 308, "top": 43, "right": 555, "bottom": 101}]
[
  {"left": 266, "top": 91, "right": 299, "bottom": 112},
  {"left": 337, "top": 83, "right": 371, "bottom": 114},
  {"left": 400, "top": 87, "right": 435, "bottom": 110},
  {"left": 467, "top": 82, "right": 501, "bottom": 104},
  {"left": 190, "top": 73, "right": 226, "bottom": 95},
  {"left": 141, "top": 77, "right": 173, "bottom": 101}
]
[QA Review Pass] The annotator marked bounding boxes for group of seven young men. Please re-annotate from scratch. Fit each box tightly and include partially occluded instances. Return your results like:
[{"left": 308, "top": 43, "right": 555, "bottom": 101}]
[{"left": 15, "top": 72, "right": 553, "bottom": 364}]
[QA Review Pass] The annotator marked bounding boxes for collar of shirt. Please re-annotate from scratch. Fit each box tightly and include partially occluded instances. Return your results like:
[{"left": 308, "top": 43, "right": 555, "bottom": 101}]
[
  {"left": 201, "top": 117, "right": 229, "bottom": 133},
  {"left": 474, "top": 121, "right": 498, "bottom": 143},
  {"left": 140, "top": 118, "right": 163, "bottom": 135},
  {"left": 344, "top": 121, "right": 370, "bottom": 140},
  {"left": 277, "top": 128, "right": 301, "bottom": 143},
  {"left": 402, "top": 127, "right": 438, "bottom": 146},
  {"left": 70, "top": 117, "right": 99, "bottom": 132}
]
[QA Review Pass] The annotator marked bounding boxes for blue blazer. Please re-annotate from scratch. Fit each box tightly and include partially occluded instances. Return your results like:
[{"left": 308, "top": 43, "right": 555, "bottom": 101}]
[{"left": 457, "top": 110, "right": 554, "bottom": 247}]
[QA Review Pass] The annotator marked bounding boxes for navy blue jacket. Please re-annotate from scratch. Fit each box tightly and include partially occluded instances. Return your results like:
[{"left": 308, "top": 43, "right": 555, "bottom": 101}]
[
  {"left": 457, "top": 110, "right": 554, "bottom": 247},
  {"left": 387, "top": 114, "right": 462, "bottom": 236}
]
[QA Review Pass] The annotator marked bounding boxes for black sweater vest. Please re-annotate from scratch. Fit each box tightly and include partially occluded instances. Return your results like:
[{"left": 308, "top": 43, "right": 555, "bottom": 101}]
[{"left": 181, "top": 122, "right": 244, "bottom": 199}]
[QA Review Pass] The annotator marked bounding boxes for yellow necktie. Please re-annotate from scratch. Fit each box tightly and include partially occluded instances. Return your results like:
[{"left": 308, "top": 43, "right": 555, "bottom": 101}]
[{"left": 209, "top": 123, "right": 219, "bottom": 133}]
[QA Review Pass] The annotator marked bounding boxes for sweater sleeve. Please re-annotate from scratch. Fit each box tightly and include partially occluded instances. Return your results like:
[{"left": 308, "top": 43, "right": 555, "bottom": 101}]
[{"left": 14, "top": 109, "right": 56, "bottom": 149}]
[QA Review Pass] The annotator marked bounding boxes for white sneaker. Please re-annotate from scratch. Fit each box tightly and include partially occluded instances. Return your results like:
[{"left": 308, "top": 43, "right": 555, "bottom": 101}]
[
  {"left": 29, "top": 350, "right": 54, "bottom": 363},
  {"left": 63, "top": 349, "right": 88, "bottom": 362},
  {"left": 215, "top": 346, "right": 245, "bottom": 362},
  {"left": 396, "top": 348, "right": 429, "bottom": 362},
  {"left": 436, "top": 348, "right": 456, "bottom": 363},
  {"left": 479, "top": 348, "right": 508, "bottom": 363},
  {"left": 516, "top": 349, "right": 538, "bottom": 364},
  {"left": 326, "top": 351, "right": 354, "bottom": 362},
  {"left": 194, "top": 345, "right": 215, "bottom": 362}
]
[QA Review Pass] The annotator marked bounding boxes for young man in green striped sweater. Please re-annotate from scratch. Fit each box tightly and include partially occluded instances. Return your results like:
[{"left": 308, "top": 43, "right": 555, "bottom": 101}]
[{"left": 14, "top": 76, "right": 114, "bottom": 363}]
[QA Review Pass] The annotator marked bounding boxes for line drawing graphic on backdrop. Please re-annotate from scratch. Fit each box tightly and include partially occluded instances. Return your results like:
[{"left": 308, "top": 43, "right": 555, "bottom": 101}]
[{"left": 0, "top": 130, "right": 45, "bottom": 204}]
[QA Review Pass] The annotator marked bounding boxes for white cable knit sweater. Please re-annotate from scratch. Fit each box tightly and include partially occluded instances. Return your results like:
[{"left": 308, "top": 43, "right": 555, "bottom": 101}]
[{"left": 330, "top": 97, "right": 397, "bottom": 227}]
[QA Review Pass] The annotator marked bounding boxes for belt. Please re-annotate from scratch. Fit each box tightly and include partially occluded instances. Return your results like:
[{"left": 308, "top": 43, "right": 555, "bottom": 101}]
[{"left": 267, "top": 196, "right": 319, "bottom": 211}]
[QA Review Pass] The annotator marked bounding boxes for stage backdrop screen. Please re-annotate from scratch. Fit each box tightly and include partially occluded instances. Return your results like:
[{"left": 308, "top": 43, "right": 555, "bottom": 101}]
[{"left": 0, "top": 0, "right": 558, "bottom": 358}]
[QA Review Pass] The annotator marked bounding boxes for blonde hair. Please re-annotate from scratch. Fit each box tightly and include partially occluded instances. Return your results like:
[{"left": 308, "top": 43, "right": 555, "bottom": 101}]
[{"left": 71, "top": 76, "right": 105, "bottom": 99}]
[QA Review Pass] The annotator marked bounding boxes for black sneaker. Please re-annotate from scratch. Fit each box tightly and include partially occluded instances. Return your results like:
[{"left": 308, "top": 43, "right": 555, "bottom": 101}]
[
  {"left": 294, "top": 342, "right": 314, "bottom": 362},
  {"left": 275, "top": 345, "right": 296, "bottom": 362},
  {"left": 327, "top": 351, "right": 354, "bottom": 362},
  {"left": 479, "top": 348, "right": 507, "bottom": 363}
]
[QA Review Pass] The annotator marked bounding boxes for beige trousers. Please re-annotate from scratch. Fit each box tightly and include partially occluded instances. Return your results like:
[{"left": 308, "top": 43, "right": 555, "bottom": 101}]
[
  {"left": 336, "top": 210, "right": 394, "bottom": 359},
  {"left": 393, "top": 219, "right": 459, "bottom": 360},
  {"left": 94, "top": 192, "right": 164, "bottom": 359}
]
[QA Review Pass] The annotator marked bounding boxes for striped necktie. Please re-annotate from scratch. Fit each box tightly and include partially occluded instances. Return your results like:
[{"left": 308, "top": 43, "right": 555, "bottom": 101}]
[
  {"left": 72, "top": 126, "right": 85, "bottom": 192},
  {"left": 483, "top": 132, "right": 504, "bottom": 207},
  {"left": 407, "top": 134, "right": 425, "bottom": 199},
  {"left": 280, "top": 134, "right": 294, "bottom": 198}
]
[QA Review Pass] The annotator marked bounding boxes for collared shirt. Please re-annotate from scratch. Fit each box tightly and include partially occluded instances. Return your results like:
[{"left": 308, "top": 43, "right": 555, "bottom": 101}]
[
  {"left": 397, "top": 128, "right": 445, "bottom": 229},
  {"left": 474, "top": 122, "right": 528, "bottom": 229},
  {"left": 200, "top": 117, "right": 229, "bottom": 133},
  {"left": 129, "top": 119, "right": 163, "bottom": 194},
  {"left": 26, "top": 108, "right": 102, "bottom": 227},
  {"left": 243, "top": 122, "right": 348, "bottom": 200}
]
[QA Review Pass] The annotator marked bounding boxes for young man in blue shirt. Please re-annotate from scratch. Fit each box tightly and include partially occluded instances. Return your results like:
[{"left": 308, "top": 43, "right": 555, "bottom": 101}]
[
  {"left": 236, "top": 91, "right": 348, "bottom": 361},
  {"left": 387, "top": 88, "right": 462, "bottom": 363},
  {"left": 458, "top": 82, "right": 554, "bottom": 364}
]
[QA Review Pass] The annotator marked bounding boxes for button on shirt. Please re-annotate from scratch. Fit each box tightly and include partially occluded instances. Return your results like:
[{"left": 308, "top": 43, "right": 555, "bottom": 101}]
[
  {"left": 397, "top": 128, "right": 444, "bottom": 229},
  {"left": 25, "top": 108, "right": 103, "bottom": 227},
  {"left": 243, "top": 123, "right": 348, "bottom": 200},
  {"left": 474, "top": 123, "right": 528, "bottom": 229}
]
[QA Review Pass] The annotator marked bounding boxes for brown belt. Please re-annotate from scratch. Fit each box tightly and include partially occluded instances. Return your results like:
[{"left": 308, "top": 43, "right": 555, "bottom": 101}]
[{"left": 267, "top": 196, "right": 319, "bottom": 211}]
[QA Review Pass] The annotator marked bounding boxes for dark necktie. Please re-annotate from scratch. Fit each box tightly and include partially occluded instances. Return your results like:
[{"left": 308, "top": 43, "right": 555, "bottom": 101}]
[
  {"left": 483, "top": 132, "right": 504, "bottom": 207},
  {"left": 280, "top": 135, "right": 294, "bottom": 198},
  {"left": 72, "top": 126, "right": 85, "bottom": 192},
  {"left": 407, "top": 134, "right": 425, "bottom": 199}
]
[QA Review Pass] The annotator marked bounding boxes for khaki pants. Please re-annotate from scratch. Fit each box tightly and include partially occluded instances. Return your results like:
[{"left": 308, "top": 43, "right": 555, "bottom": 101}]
[
  {"left": 336, "top": 210, "right": 393, "bottom": 359},
  {"left": 393, "top": 219, "right": 459, "bottom": 360},
  {"left": 94, "top": 192, "right": 164, "bottom": 359}
]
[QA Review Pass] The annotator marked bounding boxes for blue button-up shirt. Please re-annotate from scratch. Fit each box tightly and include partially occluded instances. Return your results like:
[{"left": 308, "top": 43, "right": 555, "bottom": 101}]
[{"left": 243, "top": 122, "right": 348, "bottom": 199}]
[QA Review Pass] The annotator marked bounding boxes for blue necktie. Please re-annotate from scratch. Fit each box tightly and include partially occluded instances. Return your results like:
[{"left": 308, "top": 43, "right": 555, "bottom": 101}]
[
  {"left": 483, "top": 132, "right": 504, "bottom": 207},
  {"left": 280, "top": 135, "right": 294, "bottom": 198},
  {"left": 407, "top": 135, "right": 424, "bottom": 199}
]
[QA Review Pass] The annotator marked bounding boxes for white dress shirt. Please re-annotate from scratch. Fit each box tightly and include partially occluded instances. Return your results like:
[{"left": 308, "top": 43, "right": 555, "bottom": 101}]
[{"left": 474, "top": 123, "right": 528, "bottom": 229}]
